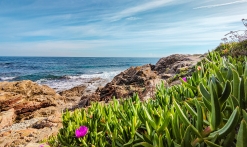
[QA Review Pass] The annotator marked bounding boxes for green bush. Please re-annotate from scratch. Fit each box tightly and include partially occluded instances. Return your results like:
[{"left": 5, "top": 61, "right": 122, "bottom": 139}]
[{"left": 215, "top": 40, "right": 247, "bottom": 60}]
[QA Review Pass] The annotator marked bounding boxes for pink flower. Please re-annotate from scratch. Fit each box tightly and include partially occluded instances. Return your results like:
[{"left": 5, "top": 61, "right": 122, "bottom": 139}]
[
  {"left": 39, "top": 144, "right": 49, "bottom": 147},
  {"left": 75, "top": 126, "right": 88, "bottom": 138},
  {"left": 182, "top": 77, "right": 187, "bottom": 82}
]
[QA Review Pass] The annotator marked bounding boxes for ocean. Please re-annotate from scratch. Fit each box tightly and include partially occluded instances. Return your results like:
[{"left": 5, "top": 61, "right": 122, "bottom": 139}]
[{"left": 0, "top": 57, "right": 159, "bottom": 91}]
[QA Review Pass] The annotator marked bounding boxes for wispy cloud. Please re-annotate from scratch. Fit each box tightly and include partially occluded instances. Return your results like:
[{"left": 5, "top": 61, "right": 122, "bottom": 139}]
[
  {"left": 193, "top": 0, "right": 247, "bottom": 9},
  {"left": 110, "top": 0, "right": 173, "bottom": 21},
  {"left": 126, "top": 17, "right": 141, "bottom": 21}
]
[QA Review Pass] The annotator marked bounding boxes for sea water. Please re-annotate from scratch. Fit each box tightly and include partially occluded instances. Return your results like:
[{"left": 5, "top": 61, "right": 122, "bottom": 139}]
[{"left": 0, "top": 57, "right": 159, "bottom": 91}]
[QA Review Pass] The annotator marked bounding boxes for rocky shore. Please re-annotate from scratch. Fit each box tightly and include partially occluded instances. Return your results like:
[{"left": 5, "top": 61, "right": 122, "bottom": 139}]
[{"left": 0, "top": 54, "right": 204, "bottom": 147}]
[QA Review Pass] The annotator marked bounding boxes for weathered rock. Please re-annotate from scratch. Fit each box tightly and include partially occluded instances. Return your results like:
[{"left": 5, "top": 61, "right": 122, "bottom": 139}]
[
  {"left": 154, "top": 54, "right": 201, "bottom": 75},
  {"left": 96, "top": 64, "right": 158, "bottom": 101},
  {"left": 0, "top": 80, "right": 61, "bottom": 120},
  {"left": 160, "top": 74, "right": 173, "bottom": 79},
  {"left": 0, "top": 118, "right": 62, "bottom": 147},
  {"left": 85, "top": 54, "right": 203, "bottom": 102},
  {"left": 0, "top": 108, "right": 16, "bottom": 130},
  {"left": 78, "top": 97, "right": 90, "bottom": 107},
  {"left": 0, "top": 80, "right": 57, "bottom": 97},
  {"left": 59, "top": 85, "right": 86, "bottom": 97},
  {"left": 0, "top": 80, "right": 65, "bottom": 146}
]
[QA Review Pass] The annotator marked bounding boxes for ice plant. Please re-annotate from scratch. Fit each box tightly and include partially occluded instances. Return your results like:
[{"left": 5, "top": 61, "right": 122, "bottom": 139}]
[
  {"left": 75, "top": 126, "right": 88, "bottom": 138},
  {"left": 182, "top": 77, "right": 187, "bottom": 82}
]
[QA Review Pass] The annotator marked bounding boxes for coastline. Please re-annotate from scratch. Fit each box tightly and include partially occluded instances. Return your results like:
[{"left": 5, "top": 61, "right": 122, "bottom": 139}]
[{"left": 0, "top": 54, "right": 204, "bottom": 146}]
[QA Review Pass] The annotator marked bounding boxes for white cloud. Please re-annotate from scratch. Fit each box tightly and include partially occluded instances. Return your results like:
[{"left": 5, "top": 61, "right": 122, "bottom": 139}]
[{"left": 193, "top": 0, "right": 247, "bottom": 9}]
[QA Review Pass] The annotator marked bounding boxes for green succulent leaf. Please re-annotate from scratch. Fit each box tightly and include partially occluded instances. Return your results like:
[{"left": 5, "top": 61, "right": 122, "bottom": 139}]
[
  {"left": 219, "top": 80, "right": 231, "bottom": 105},
  {"left": 210, "top": 80, "right": 221, "bottom": 131},
  {"left": 199, "top": 83, "right": 210, "bottom": 101},
  {"left": 236, "top": 120, "right": 247, "bottom": 147},
  {"left": 204, "top": 140, "right": 222, "bottom": 147},
  {"left": 209, "top": 107, "right": 240, "bottom": 138}
]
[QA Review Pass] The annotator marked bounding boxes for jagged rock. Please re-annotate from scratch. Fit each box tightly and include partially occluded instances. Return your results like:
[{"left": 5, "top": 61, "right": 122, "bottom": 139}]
[
  {"left": 0, "top": 80, "right": 65, "bottom": 146},
  {"left": 154, "top": 54, "right": 193, "bottom": 74},
  {"left": 160, "top": 74, "right": 173, "bottom": 79},
  {"left": 78, "top": 97, "right": 90, "bottom": 107},
  {"left": 97, "top": 64, "right": 158, "bottom": 101},
  {"left": 86, "top": 54, "right": 203, "bottom": 102},
  {"left": 0, "top": 80, "right": 57, "bottom": 97}
]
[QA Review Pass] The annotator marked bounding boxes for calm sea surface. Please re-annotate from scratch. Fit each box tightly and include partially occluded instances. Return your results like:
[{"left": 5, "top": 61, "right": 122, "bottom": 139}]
[{"left": 0, "top": 57, "right": 159, "bottom": 91}]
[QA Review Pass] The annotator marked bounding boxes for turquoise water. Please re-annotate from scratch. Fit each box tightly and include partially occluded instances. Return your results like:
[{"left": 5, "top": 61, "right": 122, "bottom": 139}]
[{"left": 0, "top": 57, "right": 159, "bottom": 91}]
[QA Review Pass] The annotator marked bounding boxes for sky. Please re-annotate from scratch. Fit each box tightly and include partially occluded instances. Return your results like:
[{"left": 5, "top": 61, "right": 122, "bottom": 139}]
[{"left": 0, "top": 0, "right": 247, "bottom": 57}]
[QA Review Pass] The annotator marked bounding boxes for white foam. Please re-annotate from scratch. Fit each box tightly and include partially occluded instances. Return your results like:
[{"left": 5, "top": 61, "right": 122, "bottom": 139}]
[
  {"left": 67, "top": 71, "right": 121, "bottom": 80},
  {"left": 0, "top": 77, "right": 15, "bottom": 81},
  {"left": 36, "top": 70, "right": 122, "bottom": 92}
]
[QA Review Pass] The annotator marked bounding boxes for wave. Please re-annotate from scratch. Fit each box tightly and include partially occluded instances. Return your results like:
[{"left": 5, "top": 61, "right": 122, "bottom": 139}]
[
  {"left": 36, "top": 71, "right": 121, "bottom": 91},
  {"left": 0, "top": 76, "right": 16, "bottom": 81},
  {"left": 67, "top": 71, "right": 121, "bottom": 80},
  {"left": 0, "top": 71, "right": 121, "bottom": 91}
]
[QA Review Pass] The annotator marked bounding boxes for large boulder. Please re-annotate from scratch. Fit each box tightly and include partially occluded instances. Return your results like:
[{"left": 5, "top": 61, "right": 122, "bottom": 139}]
[
  {"left": 0, "top": 80, "right": 64, "bottom": 146},
  {"left": 98, "top": 64, "right": 158, "bottom": 101},
  {"left": 154, "top": 54, "right": 204, "bottom": 75},
  {"left": 0, "top": 80, "right": 61, "bottom": 120},
  {"left": 59, "top": 85, "right": 86, "bottom": 97}
]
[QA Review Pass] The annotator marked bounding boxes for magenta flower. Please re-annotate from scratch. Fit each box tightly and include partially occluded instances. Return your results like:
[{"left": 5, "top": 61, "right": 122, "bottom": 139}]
[
  {"left": 75, "top": 126, "right": 88, "bottom": 138},
  {"left": 182, "top": 77, "right": 187, "bottom": 82},
  {"left": 39, "top": 144, "right": 49, "bottom": 147}
]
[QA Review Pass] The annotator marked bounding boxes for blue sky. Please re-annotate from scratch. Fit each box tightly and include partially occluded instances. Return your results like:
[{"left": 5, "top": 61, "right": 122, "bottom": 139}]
[{"left": 0, "top": 0, "right": 247, "bottom": 57}]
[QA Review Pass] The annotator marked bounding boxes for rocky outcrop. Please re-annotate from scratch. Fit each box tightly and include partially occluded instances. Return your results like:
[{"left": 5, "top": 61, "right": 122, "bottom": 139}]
[
  {"left": 79, "top": 64, "right": 159, "bottom": 102},
  {"left": 83, "top": 54, "right": 204, "bottom": 103},
  {"left": 0, "top": 80, "right": 65, "bottom": 147},
  {"left": 97, "top": 64, "right": 158, "bottom": 101},
  {"left": 155, "top": 54, "right": 202, "bottom": 74},
  {"left": 59, "top": 85, "right": 86, "bottom": 97},
  {"left": 0, "top": 80, "right": 62, "bottom": 121}
]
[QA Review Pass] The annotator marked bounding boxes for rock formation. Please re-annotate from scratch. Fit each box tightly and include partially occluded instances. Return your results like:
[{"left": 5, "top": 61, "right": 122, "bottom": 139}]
[
  {"left": 0, "top": 80, "right": 62, "bottom": 121},
  {"left": 0, "top": 80, "right": 64, "bottom": 147},
  {"left": 80, "top": 54, "right": 204, "bottom": 103}
]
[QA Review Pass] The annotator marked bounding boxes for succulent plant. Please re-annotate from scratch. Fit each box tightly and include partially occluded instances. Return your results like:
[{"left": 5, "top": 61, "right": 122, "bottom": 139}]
[{"left": 47, "top": 51, "right": 247, "bottom": 147}]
